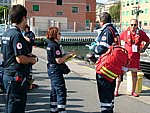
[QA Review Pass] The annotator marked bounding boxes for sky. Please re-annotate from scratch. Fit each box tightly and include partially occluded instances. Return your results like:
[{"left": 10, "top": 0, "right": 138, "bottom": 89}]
[{"left": 96, "top": 0, "right": 107, "bottom": 3}]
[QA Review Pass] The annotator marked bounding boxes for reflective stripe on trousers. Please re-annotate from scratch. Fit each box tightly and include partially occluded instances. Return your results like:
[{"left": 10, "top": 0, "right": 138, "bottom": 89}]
[
  {"left": 50, "top": 102, "right": 58, "bottom": 112},
  {"left": 58, "top": 105, "right": 66, "bottom": 113},
  {"left": 96, "top": 73, "right": 116, "bottom": 113},
  {"left": 50, "top": 103, "right": 67, "bottom": 113},
  {"left": 48, "top": 69, "right": 67, "bottom": 105},
  {"left": 101, "top": 100, "right": 114, "bottom": 113},
  {"left": 58, "top": 105, "right": 66, "bottom": 108}
]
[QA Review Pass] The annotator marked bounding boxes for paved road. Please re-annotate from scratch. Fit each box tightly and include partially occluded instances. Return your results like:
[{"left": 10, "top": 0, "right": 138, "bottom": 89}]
[{"left": 0, "top": 47, "right": 150, "bottom": 113}]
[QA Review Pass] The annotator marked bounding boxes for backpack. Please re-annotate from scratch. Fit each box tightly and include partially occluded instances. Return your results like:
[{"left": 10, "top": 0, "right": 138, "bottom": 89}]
[{"left": 95, "top": 45, "right": 129, "bottom": 82}]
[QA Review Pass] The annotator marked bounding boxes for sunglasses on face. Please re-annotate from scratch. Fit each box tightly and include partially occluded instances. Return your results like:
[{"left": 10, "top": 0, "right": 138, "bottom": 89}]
[{"left": 130, "top": 24, "right": 137, "bottom": 27}]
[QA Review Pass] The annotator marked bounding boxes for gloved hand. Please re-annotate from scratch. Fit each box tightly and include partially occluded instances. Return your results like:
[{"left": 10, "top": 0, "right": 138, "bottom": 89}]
[
  {"left": 22, "top": 31, "right": 25, "bottom": 36},
  {"left": 88, "top": 42, "right": 97, "bottom": 51}
]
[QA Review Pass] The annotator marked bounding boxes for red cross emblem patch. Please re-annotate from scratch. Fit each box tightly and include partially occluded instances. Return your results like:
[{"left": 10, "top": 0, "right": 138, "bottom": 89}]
[{"left": 16, "top": 43, "right": 22, "bottom": 49}]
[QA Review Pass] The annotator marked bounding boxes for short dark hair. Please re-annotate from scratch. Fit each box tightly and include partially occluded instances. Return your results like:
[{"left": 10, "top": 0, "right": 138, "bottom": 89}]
[
  {"left": 99, "top": 12, "right": 111, "bottom": 23},
  {"left": 9, "top": 4, "right": 27, "bottom": 24},
  {"left": 25, "top": 25, "right": 30, "bottom": 31}
]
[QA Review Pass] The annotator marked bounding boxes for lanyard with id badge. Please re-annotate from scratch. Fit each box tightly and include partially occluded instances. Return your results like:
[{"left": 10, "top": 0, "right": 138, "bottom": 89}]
[
  {"left": 127, "top": 29, "right": 140, "bottom": 53},
  {"left": 132, "top": 44, "right": 138, "bottom": 52},
  {"left": 132, "top": 39, "right": 138, "bottom": 52}
]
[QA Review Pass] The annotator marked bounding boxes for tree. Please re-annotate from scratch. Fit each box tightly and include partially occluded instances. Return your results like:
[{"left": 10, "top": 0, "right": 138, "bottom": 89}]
[
  {"left": 109, "top": 1, "right": 121, "bottom": 23},
  {"left": 0, "top": 6, "right": 9, "bottom": 24}
]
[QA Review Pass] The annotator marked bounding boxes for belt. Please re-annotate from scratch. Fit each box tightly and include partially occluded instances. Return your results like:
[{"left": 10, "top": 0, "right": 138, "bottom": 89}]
[{"left": 47, "top": 64, "right": 59, "bottom": 68}]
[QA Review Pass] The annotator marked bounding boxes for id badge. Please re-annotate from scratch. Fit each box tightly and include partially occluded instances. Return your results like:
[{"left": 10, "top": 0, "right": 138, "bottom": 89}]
[{"left": 132, "top": 44, "right": 138, "bottom": 52}]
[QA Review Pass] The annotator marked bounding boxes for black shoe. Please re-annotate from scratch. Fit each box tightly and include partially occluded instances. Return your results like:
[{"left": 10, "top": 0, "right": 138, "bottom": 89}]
[
  {"left": 50, "top": 110, "right": 58, "bottom": 113},
  {"left": 101, "top": 110, "right": 113, "bottom": 113},
  {"left": 58, "top": 108, "right": 66, "bottom": 113}
]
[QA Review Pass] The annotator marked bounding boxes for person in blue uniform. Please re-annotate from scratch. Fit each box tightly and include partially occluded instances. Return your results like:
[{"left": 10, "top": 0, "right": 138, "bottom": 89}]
[
  {"left": 46, "top": 27, "right": 75, "bottom": 113},
  {"left": 88, "top": 12, "right": 120, "bottom": 113},
  {"left": 23, "top": 25, "right": 36, "bottom": 89},
  {"left": 1, "top": 4, "right": 38, "bottom": 113},
  {"left": 23, "top": 24, "right": 35, "bottom": 54}
]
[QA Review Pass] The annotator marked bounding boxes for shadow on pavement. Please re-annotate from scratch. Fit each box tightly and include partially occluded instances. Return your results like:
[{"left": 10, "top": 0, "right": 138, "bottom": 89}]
[
  {"left": 33, "top": 76, "right": 50, "bottom": 82},
  {"left": 67, "top": 110, "right": 100, "bottom": 113},
  {"left": 65, "top": 76, "right": 91, "bottom": 81},
  {"left": 139, "top": 89, "right": 150, "bottom": 96},
  {"left": 25, "top": 84, "right": 87, "bottom": 113},
  {"left": 0, "top": 93, "right": 6, "bottom": 112},
  {"left": 31, "top": 72, "right": 48, "bottom": 75},
  {"left": 26, "top": 86, "right": 50, "bottom": 112}
]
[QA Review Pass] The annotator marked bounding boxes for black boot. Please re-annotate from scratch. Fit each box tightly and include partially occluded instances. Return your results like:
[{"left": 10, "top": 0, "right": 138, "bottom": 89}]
[{"left": 58, "top": 108, "right": 67, "bottom": 113}]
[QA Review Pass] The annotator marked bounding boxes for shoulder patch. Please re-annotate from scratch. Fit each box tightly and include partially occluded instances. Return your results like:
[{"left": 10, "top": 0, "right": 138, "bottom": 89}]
[
  {"left": 16, "top": 43, "right": 22, "bottom": 49},
  {"left": 102, "top": 36, "right": 107, "bottom": 41},
  {"left": 56, "top": 50, "right": 60, "bottom": 55}
]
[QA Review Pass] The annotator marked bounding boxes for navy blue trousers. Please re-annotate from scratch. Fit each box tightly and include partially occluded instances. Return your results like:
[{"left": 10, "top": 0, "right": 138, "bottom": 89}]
[
  {"left": 3, "top": 75, "right": 27, "bottom": 113},
  {"left": 96, "top": 73, "right": 116, "bottom": 113},
  {"left": 48, "top": 67, "right": 66, "bottom": 112}
]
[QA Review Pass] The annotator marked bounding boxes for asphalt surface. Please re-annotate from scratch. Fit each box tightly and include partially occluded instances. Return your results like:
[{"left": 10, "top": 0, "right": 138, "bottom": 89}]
[{"left": 0, "top": 47, "right": 150, "bottom": 113}]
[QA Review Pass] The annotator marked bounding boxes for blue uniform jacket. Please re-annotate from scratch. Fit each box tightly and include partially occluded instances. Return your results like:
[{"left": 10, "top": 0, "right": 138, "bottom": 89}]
[{"left": 92, "top": 23, "right": 119, "bottom": 55}]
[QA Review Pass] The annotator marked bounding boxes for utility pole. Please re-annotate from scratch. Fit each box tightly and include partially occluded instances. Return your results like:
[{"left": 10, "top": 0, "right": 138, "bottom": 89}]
[
  {"left": 132, "top": 0, "right": 143, "bottom": 20},
  {"left": 132, "top": 0, "right": 143, "bottom": 28},
  {"left": 4, "top": 9, "right": 7, "bottom": 31},
  {"left": 133, "top": 6, "right": 143, "bottom": 20}
]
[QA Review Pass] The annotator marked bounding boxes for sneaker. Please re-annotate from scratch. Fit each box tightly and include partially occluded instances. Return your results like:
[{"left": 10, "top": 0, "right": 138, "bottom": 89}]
[
  {"left": 131, "top": 92, "right": 139, "bottom": 97},
  {"left": 114, "top": 91, "right": 118, "bottom": 97}
]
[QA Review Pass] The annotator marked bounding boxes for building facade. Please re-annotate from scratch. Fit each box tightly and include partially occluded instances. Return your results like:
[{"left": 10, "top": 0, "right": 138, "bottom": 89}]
[
  {"left": 96, "top": 0, "right": 119, "bottom": 22},
  {"left": 121, "top": 0, "right": 150, "bottom": 30},
  {"left": 0, "top": 0, "right": 11, "bottom": 5},
  {"left": 104, "top": 0, "right": 119, "bottom": 12},
  {"left": 11, "top": 0, "right": 96, "bottom": 35},
  {"left": 96, "top": 3, "right": 105, "bottom": 21}
]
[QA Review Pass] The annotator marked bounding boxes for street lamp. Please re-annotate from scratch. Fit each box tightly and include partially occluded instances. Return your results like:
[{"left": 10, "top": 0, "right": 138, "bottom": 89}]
[{"left": 132, "top": 6, "right": 143, "bottom": 20}]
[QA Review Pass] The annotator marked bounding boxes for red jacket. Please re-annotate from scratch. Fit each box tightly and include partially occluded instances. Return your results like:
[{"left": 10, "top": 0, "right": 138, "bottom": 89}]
[{"left": 120, "top": 28, "right": 149, "bottom": 68}]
